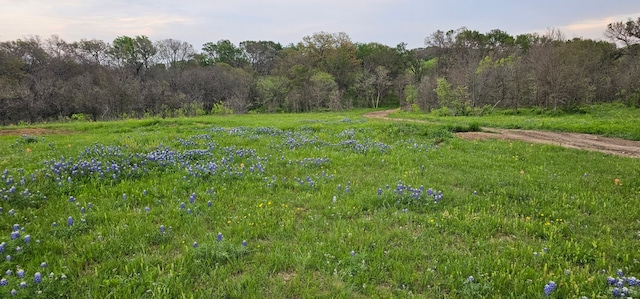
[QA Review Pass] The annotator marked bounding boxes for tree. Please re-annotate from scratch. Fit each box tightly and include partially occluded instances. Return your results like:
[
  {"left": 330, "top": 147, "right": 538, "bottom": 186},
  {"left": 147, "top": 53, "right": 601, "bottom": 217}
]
[
  {"left": 240, "top": 40, "right": 282, "bottom": 75},
  {"left": 201, "top": 40, "right": 247, "bottom": 68},
  {"left": 299, "top": 32, "right": 360, "bottom": 91},
  {"left": 111, "top": 35, "right": 157, "bottom": 75},
  {"left": 605, "top": 17, "right": 640, "bottom": 47},
  {"left": 155, "top": 39, "right": 196, "bottom": 68}
]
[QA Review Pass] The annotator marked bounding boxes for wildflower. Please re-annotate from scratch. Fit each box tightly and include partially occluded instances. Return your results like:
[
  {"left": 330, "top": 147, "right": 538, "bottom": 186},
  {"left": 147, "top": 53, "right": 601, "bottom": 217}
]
[
  {"left": 180, "top": 202, "right": 185, "bottom": 209},
  {"left": 40, "top": 262, "right": 47, "bottom": 268},
  {"left": 10, "top": 289, "right": 17, "bottom": 296},
  {"left": 122, "top": 193, "right": 127, "bottom": 200},
  {"left": 52, "top": 222, "right": 57, "bottom": 227},
  {"left": 543, "top": 283, "right": 555, "bottom": 296},
  {"left": 614, "top": 178, "right": 620, "bottom": 185},
  {"left": 217, "top": 232, "right": 223, "bottom": 242},
  {"left": 467, "top": 276, "right": 474, "bottom": 283},
  {"left": 80, "top": 207, "right": 85, "bottom": 214},
  {"left": 190, "top": 193, "right": 196, "bottom": 204},
  {"left": 5, "top": 270, "right": 11, "bottom": 276},
  {"left": 88, "top": 202, "right": 93, "bottom": 209},
  {"left": 612, "top": 287, "right": 621, "bottom": 297},
  {"left": 10, "top": 231, "right": 19, "bottom": 240},
  {"left": 67, "top": 216, "right": 74, "bottom": 226},
  {"left": 144, "top": 206, "right": 150, "bottom": 212},
  {"left": 377, "top": 188, "right": 382, "bottom": 196},
  {"left": 332, "top": 196, "right": 337, "bottom": 204},
  {"left": 49, "top": 272, "right": 54, "bottom": 279},
  {"left": 143, "top": 190, "right": 147, "bottom": 196},
  {"left": 0, "top": 278, "right": 6, "bottom": 286},
  {"left": 12, "top": 224, "right": 19, "bottom": 231},
  {"left": 159, "top": 225, "right": 165, "bottom": 233},
  {"left": 242, "top": 240, "right": 247, "bottom": 247},
  {"left": 19, "top": 281, "right": 26, "bottom": 288},
  {"left": 350, "top": 251, "right": 356, "bottom": 257},
  {"left": 17, "top": 270, "right": 24, "bottom": 278},
  {"left": 69, "top": 196, "right": 75, "bottom": 203},
  {"left": 60, "top": 274, "right": 67, "bottom": 279},
  {"left": 617, "top": 269, "right": 624, "bottom": 277},
  {"left": 34, "top": 272, "right": 41, "bottom": 284},
  {"left": 5, "top": 255, "right": 9, "bottom": 261},
  {"left": 8, "top": 209, "right": 14, "bottom": 216},
  {"left": 192, "top": 242, "right": 198, "bottom": 248},
  {"left": 207, "top": 201, "right": 212, "bottom": 207},
  {"left": 0, "top": 243, "right": 4, "bottom": 252}
]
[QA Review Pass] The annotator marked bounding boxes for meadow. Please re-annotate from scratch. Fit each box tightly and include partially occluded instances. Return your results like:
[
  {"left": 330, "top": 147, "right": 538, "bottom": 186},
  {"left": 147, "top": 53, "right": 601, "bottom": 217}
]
[{"left": 0, "top": 107, "right": 638, "bottom": 298}]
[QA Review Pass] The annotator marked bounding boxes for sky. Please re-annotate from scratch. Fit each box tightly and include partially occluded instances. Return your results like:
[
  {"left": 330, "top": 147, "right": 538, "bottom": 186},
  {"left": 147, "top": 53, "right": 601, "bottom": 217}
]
[{"left": 1, "top": 0, "right": 639, "bottom": 50}]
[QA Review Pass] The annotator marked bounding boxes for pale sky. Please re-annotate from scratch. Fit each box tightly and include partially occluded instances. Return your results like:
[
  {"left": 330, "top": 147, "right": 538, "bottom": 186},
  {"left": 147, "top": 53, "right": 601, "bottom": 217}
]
[{"left": 1, "top": 0, "right": 638, "bottom": 50}]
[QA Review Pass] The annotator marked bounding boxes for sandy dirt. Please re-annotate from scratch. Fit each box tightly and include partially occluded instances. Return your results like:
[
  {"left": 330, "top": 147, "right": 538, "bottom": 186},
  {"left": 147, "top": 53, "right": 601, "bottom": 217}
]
[{"left": 364, "top": 109, "right": 640, "bottom": 158}]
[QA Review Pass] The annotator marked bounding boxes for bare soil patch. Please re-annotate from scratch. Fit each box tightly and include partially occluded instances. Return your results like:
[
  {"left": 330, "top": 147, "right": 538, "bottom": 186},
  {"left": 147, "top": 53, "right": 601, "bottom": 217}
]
[
  {"left": 0, "top": 128, "right": 66, "bottom": 136},
  {"left": 364, "top": 109, "right": 640, "bottom": 158}
]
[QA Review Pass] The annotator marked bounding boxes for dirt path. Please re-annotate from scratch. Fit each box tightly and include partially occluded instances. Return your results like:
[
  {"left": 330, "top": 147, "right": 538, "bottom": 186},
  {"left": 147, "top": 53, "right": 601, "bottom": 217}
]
[{"left": 364, "top": 109, "right": 640, "bottom": 158}]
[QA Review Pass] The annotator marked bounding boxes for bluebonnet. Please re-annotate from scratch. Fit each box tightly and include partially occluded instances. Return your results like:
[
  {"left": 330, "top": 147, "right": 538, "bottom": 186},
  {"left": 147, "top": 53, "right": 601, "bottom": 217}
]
[
  {"left": 192, "top": 242, "right": 198, "bottom": 248},
  {"left": 543, "top": 281, "right": 556, "bottom": 296},
  {"left": 242, "top": 240, "right": 247, "bottom": 247},
  {"left": 19, "top": 282, "right": 26, "bottom": 289},
  {"left": 217, "top": 232, "right": 223, "bottom": 242},
  {"left": 40, "top": 262, "right": 47, "bottom": 268},
  {"left": 0, "top": 278, "right": 6, "bottom": 286},
  {"left": 617, "top": 269, "right": 624, "bottom": 277},
  {"left": 34, "top": 272, "right": 42, "bottom": 284},
  {"left": 0, "top": 242, "right": 4, "bottom": 252},
  {"left": 160, "top": 225, "right": 165, "bottom": 233},
  {"left": 180, "top": 202, "right": 186, "bottom": 209},
  {"left": 144, "top": 206, "right": 150, "bottom": 212},
  {"left": 67, "top": 216, "right": 74, "bottom": 226},
  {"left": 190, "top": 193, "right": 196, "bottom": 204},
  {"left": 10, "top": 231, "right": 19, "bottom": 240},
  {"left": 5, "top": 270, "right": 12, "bottom": 276},
  {"left": 80, "top": 207, "right": 85, "bottom": 214},
  {"left": 12, "top": 224, "right": 19, "bottom": 231},
  {"left": 69, "top": 196, "right": 75, "bottom": 202},
  {"left": 467, "top": 276, "right": 474, "bottom": 283},
  {"left": 10, "top": 289, "right": 17, "bottom": 295},
  {"left": 207, "top": 201, "right": 212, "bottom": 207},
  {"left": 16, "top": 269, "right": 24, "bottom": 278}
]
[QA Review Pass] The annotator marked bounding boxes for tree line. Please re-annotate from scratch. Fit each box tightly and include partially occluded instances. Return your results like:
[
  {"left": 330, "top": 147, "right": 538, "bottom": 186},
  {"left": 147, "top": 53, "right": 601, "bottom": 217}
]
[{"left": 1, "top": 18, "right": 639, "bottom": 124}]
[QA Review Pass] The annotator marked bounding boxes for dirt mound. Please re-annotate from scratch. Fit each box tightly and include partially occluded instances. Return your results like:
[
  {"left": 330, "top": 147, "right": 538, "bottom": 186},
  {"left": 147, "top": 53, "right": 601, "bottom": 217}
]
[{"left": 364, "top": 109, "right": 640, "bottom": 158}]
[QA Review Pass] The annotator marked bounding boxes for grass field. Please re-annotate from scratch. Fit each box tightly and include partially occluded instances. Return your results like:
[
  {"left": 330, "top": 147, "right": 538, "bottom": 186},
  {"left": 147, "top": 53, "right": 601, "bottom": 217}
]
[{"left": 0, "top": 107, "right": 639, "bottom": 298}]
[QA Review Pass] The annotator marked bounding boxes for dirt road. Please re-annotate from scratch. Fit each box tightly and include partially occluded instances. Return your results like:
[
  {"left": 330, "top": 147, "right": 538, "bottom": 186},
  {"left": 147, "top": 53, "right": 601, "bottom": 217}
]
[{"left": 364, "top": 109, "right": 640, "bottom": 158}]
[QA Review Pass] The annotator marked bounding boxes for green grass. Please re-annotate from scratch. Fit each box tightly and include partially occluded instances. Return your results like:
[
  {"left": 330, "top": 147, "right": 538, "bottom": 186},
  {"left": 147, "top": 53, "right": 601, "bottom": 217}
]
[
  {"left": 0, "top": 109, "right": 638, "bottom": 298},
  {"left": 391, "top": 103, "right": 640, "bottom": 140}
]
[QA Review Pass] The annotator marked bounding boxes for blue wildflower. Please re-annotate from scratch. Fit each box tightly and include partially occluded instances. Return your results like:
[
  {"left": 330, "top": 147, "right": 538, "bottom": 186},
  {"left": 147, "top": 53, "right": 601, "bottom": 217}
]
[
  {"left": 5, "top": 255, "right": 10, "bottom": 261},
  {"left": 5, "top": 270, "right": 12, "bottom": 276},
  {"left": 10, "top": 231, "right": 19, "bottom": 240},
  {"left": 0, "top": 278, "right": 6, "bottom": 286},
  {"left": 69, "top": 196, "right": 75, "bottom": 203},
  {"left": 467, "top": 276, "right": 474, "bottom": 283},
  {"left": 350, "top": 251, "right": 356, "bottom": 257},
  {"left": 217, "top": 232, "right": 223, "bottom": 242},
  {"left": 192, "top": 242, "right": 198, "bottom": 248},
  {"left": 180, "top": 202, "right": 185, "bottom": 209},
  {"left": 242, "top": 240, "right": 247, "bottom": 247},
  {"left": 16, "top": 269, "right": 24, "bottom": 278},
  {"left": 18, "top": 282, "right": 26, "bottom": 289},
  {"left": 10, "top": 289, "right": 17, "bottom": 296},
  {"left": 377, "top": 188, "right": 382, "bottom": 196},
  {"left": 617, "top": 269, "right": 624, "bottom": 277},
  {"left": 67, "top": 216, "right": 74, "bottom": 226},
  {"left": 207, "top": 201, "right": 212, "bottom": 207},
  {"left": 607, "top": 276, "right": 616, "bottom": 285},
  {"left": 12, "top": 224, "right": 19, "bottom": 231},
  {"left": 612, "top": 287, "right": 621, "bottom": 297},
  {"left": 159, "top": 225, "right": 165, "bottom": 233},
  {"left": 34, "top": 272, "right": 41, "bottom": 284},
  {"left": 40, "top": 262, "right": 47, "bottom": 268},
  {"left": 144, "top": 206, "right": 150, "bottom": 212},
  {"left": 122, "top": 193, "right": 127, "bottom": 200},
  {"left": 190, "top": 193, "right": 196, "bottom": 204}
]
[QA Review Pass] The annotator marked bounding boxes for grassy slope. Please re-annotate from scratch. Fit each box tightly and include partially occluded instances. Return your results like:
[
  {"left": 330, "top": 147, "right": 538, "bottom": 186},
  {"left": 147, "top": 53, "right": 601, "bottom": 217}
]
[
  {"left": 0, "top": 108, "right": 638, "bottom": 298},
  {"left": 390, "top": 103, "right": 640, "bottom": 140}
]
